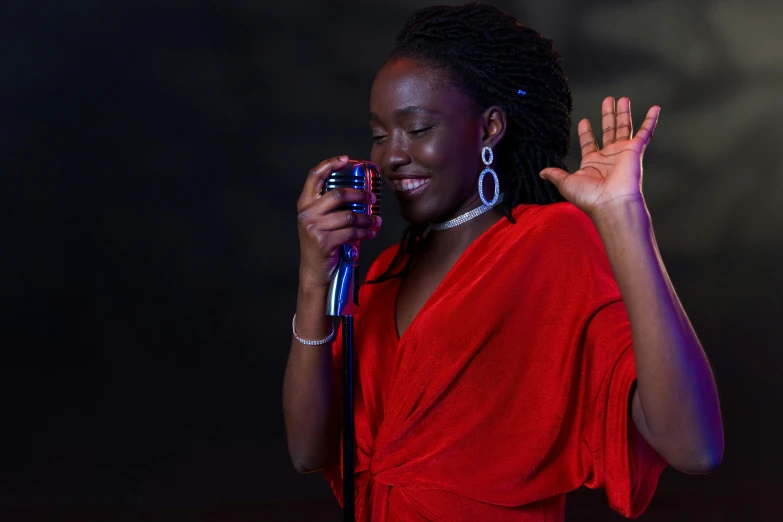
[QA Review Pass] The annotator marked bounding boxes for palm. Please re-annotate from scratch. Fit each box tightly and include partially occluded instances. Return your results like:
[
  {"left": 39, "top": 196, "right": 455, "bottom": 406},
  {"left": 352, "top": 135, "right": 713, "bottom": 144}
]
[{"left": 541, "top": 97, "right": 661, "bottom": 216}]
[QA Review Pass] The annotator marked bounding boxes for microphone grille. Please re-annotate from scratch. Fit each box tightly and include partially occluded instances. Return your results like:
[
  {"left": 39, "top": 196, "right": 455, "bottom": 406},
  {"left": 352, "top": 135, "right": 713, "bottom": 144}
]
[{"left": 324, "top": 161, "right": 381, "bottom": 215}]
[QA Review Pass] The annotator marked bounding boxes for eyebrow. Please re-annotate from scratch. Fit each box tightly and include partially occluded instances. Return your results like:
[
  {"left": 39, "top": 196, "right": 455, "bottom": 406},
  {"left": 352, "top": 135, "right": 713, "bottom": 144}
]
[{"left": 369, "top": 106, "right": 439, "bottom": 122}]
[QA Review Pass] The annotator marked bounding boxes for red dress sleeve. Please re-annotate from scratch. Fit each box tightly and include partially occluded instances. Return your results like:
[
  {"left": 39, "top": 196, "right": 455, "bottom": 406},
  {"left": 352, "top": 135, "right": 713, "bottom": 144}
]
[
  {"left": 580, "top": 300, "right": 668, "bottom": 518},
  {"left": 531, "top": 203, "right": 667, "bottom": 517}
]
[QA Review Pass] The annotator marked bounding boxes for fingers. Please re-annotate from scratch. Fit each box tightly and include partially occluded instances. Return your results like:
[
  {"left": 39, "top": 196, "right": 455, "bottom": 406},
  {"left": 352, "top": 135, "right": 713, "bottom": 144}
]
[
  {"left": 311, "top": 216, "right": 379, "bottom": 255},
  {"left": 296, "top": 156, "right": 380, "bottom": 285},
  {"left": 578, "top": 118, "right": 598, "bottom": 157},
  {"left": 320, "top": 210, "right": 382, "bottom": 232},
  {"left": 297, "top": 187, "right": 379, "bottom": 253},
  {"left": 633, "top": 106, "right": 661, "bottom": 148},
  {"left": 330, "top": 224, "right": 378, "bottom": 245},
  {"left": 539, "top": 167, "right": 570, "bottom": 191},
  {"left": 310, "top": 187, "right": 377, "bottom": 216},
  {"left": 615, "top": 97, "right": 632, "bottom": 141},
  {"left": 601, "top": 96, "right": 616, "bottom": 148},
  {"left": 303, "top": 155, "right": 350, "bottom": 199}
]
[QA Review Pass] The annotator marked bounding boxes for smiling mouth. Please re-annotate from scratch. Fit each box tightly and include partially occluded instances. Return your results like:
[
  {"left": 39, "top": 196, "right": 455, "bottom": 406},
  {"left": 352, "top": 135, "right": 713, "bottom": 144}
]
[{"left": 392, "top": 178, "right": 431, "bottom": 193}]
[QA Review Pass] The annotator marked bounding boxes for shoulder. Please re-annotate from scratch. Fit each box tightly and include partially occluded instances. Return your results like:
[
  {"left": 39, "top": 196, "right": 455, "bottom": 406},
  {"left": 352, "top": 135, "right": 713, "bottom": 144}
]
[
  {"left": 503, "top": 202, "right": 604, "bottom": 255},
  {"left": 506, "top": 203, "right": 614, "bottom": 282},
  {"left": 515, "top": 202, "right": 599, "bottom": 241}
]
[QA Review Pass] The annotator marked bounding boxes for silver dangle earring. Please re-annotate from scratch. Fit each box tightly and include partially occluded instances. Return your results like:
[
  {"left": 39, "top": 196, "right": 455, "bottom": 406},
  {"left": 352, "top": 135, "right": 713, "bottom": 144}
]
[
  {"left": 478, "top": 146, "right": 500, "bottom": 206},
  {"left": 430, "top": 146, "right": 504, "bottom": 230}
]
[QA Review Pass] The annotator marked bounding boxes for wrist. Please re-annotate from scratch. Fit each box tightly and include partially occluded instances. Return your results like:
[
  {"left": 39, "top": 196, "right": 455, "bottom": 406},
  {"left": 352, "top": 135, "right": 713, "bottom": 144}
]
[
  {"left": 292, "top": 313, "right": 335, "bottom": 346},
  {"left": 298, "top": 269, "right": 331, "bottom": 296},
  {"left": 590, "top": 194, "right": 650, "bottom": 230}
]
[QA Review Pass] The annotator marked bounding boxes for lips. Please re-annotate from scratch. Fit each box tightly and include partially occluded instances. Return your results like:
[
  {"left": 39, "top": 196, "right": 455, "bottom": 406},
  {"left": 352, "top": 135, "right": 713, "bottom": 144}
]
[
  {"left": 391, "top": 178, "right": 431, "bottom": 192},
  {"left": 387, "top": 177, "right": 431, "bottom": 201}
]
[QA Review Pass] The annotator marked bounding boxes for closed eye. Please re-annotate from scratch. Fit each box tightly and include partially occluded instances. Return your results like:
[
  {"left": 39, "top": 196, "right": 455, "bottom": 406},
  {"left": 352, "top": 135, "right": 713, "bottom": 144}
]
[{"left": 410, "top": 126, "right": 433, "bottom": 136}]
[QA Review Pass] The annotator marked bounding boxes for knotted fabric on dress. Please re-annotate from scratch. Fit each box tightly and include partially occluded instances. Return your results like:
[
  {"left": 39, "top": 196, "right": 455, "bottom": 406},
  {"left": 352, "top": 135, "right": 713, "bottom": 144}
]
[{"left": 323, "top": 203, "right": 667, "bottom": 521}]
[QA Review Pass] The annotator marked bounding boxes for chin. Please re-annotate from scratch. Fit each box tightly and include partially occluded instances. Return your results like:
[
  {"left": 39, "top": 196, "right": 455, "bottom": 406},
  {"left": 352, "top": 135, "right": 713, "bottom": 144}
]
[
  {"left": 398, "top": 208, "right": 431, "bottom": 228},
  {"left": 396, "top": 198, "right": 438, "bottom": 228}
]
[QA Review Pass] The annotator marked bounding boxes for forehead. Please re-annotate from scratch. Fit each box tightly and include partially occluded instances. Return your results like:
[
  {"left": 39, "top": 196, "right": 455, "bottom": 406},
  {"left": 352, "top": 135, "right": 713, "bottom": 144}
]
[{"left": 369, "top": 57, "right": 473, "bottom": 118}]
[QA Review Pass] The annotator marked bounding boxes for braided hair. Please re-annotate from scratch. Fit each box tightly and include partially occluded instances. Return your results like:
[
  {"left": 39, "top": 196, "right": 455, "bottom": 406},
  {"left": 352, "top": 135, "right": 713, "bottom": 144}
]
[{"left": 370, "top": 2, "right": 573, "bottom": 283}]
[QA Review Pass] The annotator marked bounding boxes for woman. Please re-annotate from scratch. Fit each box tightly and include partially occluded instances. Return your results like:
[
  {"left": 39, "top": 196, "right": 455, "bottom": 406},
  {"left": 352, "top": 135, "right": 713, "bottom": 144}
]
[{"left": 284, "top": 3, "right": 724, "bottom": 520}]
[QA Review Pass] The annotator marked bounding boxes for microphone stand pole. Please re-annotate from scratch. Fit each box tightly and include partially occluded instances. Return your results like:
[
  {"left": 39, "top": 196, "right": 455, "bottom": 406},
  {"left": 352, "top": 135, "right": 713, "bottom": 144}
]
[
  {"left": 341, "top": 314, "right": 355, "bottom": 522},
  {"left": 325, "top": 159, "right": 379, "bottom": 521},
  {"left": 327, "top": 245, "right": 358, "bottom": 522}
]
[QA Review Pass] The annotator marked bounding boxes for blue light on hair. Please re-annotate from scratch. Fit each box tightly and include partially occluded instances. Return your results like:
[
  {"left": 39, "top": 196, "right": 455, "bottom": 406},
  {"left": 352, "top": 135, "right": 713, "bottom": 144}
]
[{"left": 517, "top": 89, "right": 527, "bottom": 96}]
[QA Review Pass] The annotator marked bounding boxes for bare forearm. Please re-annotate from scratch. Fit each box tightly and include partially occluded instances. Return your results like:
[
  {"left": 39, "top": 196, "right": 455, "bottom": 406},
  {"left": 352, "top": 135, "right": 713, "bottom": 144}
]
[
  {"left": 591, "top": 199, "right": 724, "bottom": 472},
  {"left": 282, "top": 278, "right": 339, "bottom": 473},
  {"left": 283, "top": 155, "right": 377, "bottom": 473}
]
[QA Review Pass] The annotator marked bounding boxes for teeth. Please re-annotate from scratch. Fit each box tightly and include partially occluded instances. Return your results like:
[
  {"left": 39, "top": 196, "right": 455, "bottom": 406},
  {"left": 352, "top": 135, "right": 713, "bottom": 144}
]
[{"left": 394, "top": 178, "right": 430, "bottom": 192}]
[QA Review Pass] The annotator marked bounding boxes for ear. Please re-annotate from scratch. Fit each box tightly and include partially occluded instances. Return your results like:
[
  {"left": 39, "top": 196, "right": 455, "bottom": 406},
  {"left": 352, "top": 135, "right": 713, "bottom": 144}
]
[{"left": 481, "top": 105, "right": 507, "bottom": 150}]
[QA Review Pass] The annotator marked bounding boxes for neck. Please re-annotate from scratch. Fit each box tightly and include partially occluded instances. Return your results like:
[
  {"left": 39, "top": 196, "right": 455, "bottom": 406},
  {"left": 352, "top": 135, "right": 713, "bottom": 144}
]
[{"left": 428, "top": 201, "right": 504, "bottom": 253}]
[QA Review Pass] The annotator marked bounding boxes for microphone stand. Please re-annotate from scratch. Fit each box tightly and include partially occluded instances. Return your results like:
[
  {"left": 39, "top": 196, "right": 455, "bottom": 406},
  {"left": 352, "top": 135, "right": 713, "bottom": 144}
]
[
  {"left": 324, "top": 160, "right": 379, "bottom": 521},
  {"left": 327, "top": 244, "right": 358, "bottom": 522},
  {"left": 341, "top": 314, "right": 355, "bottom": 522}
]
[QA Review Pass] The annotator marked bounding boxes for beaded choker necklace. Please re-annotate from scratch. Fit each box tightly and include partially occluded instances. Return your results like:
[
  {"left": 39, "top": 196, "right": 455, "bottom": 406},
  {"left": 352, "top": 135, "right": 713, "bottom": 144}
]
[{"left": 429, "top": 193, "right": 505, "bottom": 231}]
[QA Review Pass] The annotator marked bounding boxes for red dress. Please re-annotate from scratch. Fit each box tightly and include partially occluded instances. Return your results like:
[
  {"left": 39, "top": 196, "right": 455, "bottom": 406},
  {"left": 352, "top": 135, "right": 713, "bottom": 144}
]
[{"left": 324, "top": 203, "right": 667, "bottom": 521}]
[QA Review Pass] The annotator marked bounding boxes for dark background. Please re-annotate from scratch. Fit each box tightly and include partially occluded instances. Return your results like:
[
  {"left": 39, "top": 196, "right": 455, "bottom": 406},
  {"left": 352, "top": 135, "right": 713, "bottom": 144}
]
[{"left": 2, "top": 0, "right": 782, "bottom": 520}]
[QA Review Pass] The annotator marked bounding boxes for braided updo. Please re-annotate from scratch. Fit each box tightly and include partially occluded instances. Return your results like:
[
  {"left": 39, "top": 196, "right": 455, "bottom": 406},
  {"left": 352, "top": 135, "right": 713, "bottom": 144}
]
[{"left": 371, "top": 2, "right": 573, "bottom": 282}]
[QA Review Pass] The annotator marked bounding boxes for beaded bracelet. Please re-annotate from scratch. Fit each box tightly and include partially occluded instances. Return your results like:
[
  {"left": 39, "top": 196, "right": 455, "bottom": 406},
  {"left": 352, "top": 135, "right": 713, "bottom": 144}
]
[{"left": 292, "top": 314, "right": 335, "bottom": 346}]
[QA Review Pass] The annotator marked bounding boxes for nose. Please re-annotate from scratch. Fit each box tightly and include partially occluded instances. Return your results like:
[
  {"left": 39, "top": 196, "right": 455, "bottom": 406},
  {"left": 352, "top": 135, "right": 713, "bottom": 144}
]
[{"left": 381, "top": 131, "right": 411, "bottom": 173}]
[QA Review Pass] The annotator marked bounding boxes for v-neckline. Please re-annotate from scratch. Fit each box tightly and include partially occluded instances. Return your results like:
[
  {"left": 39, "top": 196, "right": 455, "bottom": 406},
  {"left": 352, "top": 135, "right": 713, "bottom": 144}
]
[{"left": 391, "top": 212, "right": 511, "bottom": 343}]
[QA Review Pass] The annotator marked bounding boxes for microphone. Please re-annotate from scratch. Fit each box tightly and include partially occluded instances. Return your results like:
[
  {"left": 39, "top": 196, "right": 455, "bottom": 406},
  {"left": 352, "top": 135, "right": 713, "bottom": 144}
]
[{"left": 323, "top": 160, "right": 382, "bottom": 317}]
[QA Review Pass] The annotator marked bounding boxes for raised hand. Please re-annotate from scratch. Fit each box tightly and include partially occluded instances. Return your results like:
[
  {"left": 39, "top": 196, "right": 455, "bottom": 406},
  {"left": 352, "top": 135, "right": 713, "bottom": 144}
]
[
  {"left": 539, "top": 97, "right": 661, "bottom": 218},
  {"left": 296, "top": 156, "right": 381, "bottom": 290}
]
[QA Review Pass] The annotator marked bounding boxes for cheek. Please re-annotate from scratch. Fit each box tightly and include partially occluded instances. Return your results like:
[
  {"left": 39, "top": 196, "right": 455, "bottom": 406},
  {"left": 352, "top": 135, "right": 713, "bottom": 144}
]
[
  {"left": 369, "top": 144, "right": 382, "bottom": 166},
  {"left": 423, "top": 131, "right": 479, "bottom": 183},
  {"left": 416, "top": 134, "right": 459, "bottom": 171}
]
